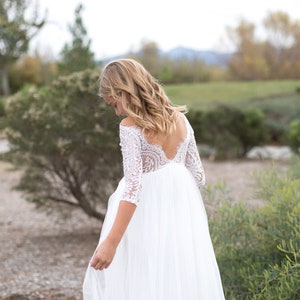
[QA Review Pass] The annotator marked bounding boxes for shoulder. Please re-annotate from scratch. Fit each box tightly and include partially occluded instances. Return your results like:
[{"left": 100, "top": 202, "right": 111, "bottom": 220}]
[
  {"left": 120, "top": 117, "right": 136, "bottom": 127},
  {"left": 119, "top": 117, "right": 141, "bottom": 141},
  {"left": 180, "top": 112, "right": 194, "bottom": 134}
]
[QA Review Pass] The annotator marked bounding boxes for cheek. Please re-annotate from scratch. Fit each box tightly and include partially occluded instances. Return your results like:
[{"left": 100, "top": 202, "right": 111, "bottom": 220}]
[
  {"left": 117, "top": 103, "right": 124, "bottom": 114},
  {"left": 114, "top": 105, "right": 122, "bottom": 116}
]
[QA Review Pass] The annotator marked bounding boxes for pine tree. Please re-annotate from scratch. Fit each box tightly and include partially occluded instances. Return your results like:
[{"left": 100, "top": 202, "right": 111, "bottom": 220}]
[{"left": 59, "top": 3, "right": 95, "bottom": 75}]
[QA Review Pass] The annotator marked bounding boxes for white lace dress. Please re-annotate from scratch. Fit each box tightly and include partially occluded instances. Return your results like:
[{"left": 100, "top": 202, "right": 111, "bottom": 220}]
[{"left": 83, "top": 116, "right": 225, "bottom": 300}]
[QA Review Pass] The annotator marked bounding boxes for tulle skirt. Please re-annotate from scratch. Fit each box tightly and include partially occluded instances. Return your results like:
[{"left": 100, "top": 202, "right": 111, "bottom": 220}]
[{"left": 83, "top": 162, "right": 225, "bottom": 299}]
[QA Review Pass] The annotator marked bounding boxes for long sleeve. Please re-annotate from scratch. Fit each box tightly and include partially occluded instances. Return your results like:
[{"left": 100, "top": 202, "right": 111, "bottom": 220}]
[
  {"left": 119, "top": 125, "right": 143, "bottom": 205},
  {"left": 185, "top": 129, "right": 206, "bottom": 187}
]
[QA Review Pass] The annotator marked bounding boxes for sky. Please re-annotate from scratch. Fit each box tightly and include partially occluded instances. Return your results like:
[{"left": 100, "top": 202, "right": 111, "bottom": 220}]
[{"left": 30, "top": 0, "right": 300, "bottom": 60}]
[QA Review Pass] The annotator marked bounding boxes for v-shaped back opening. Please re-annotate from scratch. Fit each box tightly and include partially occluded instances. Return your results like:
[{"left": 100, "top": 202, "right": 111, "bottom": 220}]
[
  {"left": 120, "top": 113, "right": 190, "bottom": 161},
  {"left": 140, "top": 114, "right": 189, "bottom": 161}
]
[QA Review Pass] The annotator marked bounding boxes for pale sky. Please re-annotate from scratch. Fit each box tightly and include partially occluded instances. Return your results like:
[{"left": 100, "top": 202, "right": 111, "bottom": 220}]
[{"left": 30, "top": 0, "right": 299, "bottom": 60}]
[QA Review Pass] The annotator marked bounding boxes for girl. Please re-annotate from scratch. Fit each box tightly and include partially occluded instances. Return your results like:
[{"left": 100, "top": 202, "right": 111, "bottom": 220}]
[{"left": 83, "top": 58, "right": 225, "bottom": 299}]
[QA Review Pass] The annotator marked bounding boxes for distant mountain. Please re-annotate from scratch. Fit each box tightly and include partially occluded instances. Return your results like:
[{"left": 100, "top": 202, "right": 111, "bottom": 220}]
[
  {"left": 163, "top": 46, "right": 232, "bottom": 66},
  {"left": 97, "top": 46, "right": 232, "bottom": 66}
]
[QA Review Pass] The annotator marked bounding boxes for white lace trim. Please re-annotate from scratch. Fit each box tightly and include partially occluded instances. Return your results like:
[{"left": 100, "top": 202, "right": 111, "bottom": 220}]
[{"left": 119, "top": 116, "right": 205, "bottom": 205}]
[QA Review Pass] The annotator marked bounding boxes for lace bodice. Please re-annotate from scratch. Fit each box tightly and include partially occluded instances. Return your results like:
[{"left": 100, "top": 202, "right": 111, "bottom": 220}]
[{"left": 119, "top": 116, "right": 205, "bottom": 205}]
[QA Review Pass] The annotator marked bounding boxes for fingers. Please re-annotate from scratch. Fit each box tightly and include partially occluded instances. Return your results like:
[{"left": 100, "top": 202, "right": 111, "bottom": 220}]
[
  {"left": 90, "top": 257, "right": 102, "bottom": 269},
  {"left": 89, "top": 239, "right": 116, "bottom": 270},
  {"left": 90, "top": 254, "right": 111, "bottom": 270},
  {"left": 91, "top": 260, "right": 111, "bottom": 270},
  {"left": 94, "top": 262, "right": 105, "bottom": 270}
]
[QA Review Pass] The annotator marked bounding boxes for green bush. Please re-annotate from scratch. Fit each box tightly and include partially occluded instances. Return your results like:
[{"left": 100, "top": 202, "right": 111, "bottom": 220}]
[
  {"left": 188, "top": 106, "right": 267, "bottom": 159},
  {"left": 3, "top": 69, "right": 122, "bottom": 220},
  {"left": 186, "top": 109, "right": 205, "bottom": 143},
  {"left": 205, "top": 159, "right": 300, "bottom": 299},
  {"left": 287, "top": 119, "right": 300, "bottom": 154},
  {"left": 0, "top": 97, "right": 5, "bottom": 117},
  {"left": 235, "top": 108, "right": 267, "bottom": 155},
  {"left": 0, "top": 97, "right": 6, "bottom": 132},
  {"left": 264, "top": 118, "right": 288, "bottom": 145}
]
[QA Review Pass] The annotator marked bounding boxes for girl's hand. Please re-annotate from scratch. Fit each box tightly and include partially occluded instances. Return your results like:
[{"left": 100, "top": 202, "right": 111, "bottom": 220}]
[
  {"left": 90, "top": 238, "right": 117, "bottom": 270},
  {"left": 90, "top": 200, "right": 136, "bottom": 270}
]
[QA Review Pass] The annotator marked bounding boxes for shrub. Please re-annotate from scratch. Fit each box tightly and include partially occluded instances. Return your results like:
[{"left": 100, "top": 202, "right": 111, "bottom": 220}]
[
  {"left": 264, "top": 118, "right": 288, "bottom": 145},
  {"left": 192, "top": 106, "right": 241, "bottom": 159},
  {"left": 3, "top": 69, "right": 122, "bottom": 220},
  {"left": 205, "top": 158, "right": 300, "bottom": 299},
  {"left": 0, "top": 97, "right": 6, "bottom": 132},
  {"left": 287, "top": 119, "right": 300, "bottom": 154},
  {"left": 186, "top": 109, "right": 205, "bottom": 143},
  {"left": 188, "top": 106, "right": 267, "bottom": 159},
  {"left": 0, "top": 97, "right": 5, "bottom": 118},
  {"left": 235, "top": 108, "right": 267, "bottom": 156}
]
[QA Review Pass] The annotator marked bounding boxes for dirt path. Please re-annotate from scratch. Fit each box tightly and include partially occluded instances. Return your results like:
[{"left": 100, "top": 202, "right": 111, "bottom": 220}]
[{"left": 0, "top": 159, "right": 288, "bottom": 299}]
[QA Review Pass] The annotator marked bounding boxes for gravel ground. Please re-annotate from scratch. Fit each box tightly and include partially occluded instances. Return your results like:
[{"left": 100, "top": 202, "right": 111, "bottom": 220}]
[{"left": 0, "top": 159, "right": 288, "bottom": 299}]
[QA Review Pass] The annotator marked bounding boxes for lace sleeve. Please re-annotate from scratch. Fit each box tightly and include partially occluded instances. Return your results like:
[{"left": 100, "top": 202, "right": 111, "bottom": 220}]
[
  {"left": 185, "top": 130, "right": 206, "bottom": 187},
  {"left": 119, "top": 125, "right": 142, "bottom": 205}
]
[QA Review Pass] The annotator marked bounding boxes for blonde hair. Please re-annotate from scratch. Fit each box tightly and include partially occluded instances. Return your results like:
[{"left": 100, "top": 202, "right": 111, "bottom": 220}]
[{"left": 99, "top": 58, "right": 187, "bottom": 134}]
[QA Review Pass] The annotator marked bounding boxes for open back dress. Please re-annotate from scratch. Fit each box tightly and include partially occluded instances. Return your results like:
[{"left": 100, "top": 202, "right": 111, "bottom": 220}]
[{"left": 83, "top": 114, "right": 225, "bottom": 299}]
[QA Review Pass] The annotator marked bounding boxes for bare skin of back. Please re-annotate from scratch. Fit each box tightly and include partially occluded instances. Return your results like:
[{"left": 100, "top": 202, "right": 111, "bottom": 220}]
[{"left": 121, "top": 113, "right": 187, "bottom": 160}]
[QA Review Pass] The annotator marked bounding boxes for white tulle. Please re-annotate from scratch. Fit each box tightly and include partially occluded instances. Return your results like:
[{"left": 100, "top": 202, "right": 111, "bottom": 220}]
[{"left": 83, "top": 115, "right": 225, "bottom": 299}]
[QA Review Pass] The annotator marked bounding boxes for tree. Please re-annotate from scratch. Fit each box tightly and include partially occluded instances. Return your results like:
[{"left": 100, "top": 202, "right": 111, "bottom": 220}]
[
  {"left": 227, "top": 19, "right": 270, "bottom": 80},
  {"left": 131, "top": 40, "right": 161, "bottom": 79},
  {"left": 8, "top": 52, "right": 58, "bottom": 93},
  {"left": 59, "top": 3, "right": 95, "bottom": 75},
  {"left": 226, "top": 11, "right": 300, "bottom": 80},
  {"left": 0, "top": 0, "right": 46, "bottom": 96},
  {"left": 263, "top": 11, "right": 300, "bottom": 78},
  {"left": 4, "top": 69, "right": 122, "bottom": 220}
]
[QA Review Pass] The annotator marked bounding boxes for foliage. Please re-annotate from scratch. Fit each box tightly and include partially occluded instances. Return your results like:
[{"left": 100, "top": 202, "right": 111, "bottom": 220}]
[
  {"left": 201, "top": 106, "right": 243, "bottom": 159},
  {"left": 238, "top": 109, "right": 268, "bottom": 153},
  {"left": 187, "top": 106, "right": 267, "bottom": 159},
  {"left": 59, "top": 3, "right": 95, "bottom": 75},
  {"left": 287, "top": 119, "right": 300, "bottom": 154},
  {"left": 168, "top": 81, "right": 299, "bottom": 150},
  {"left": 227, "top": 11, "right": 300, "bottom": 80},
  {"left": 3, "top": 69, "right": 122, "bottom": 220},
  {"left": 0, "top": 96, "right": 7, "bottom": 131},
  {"left": 249, "top": 93, "right": 300, "bottom": 121},
  {"left": 131, "top": 41, "right": 162, "bottom": 79},
  {"left": 8, "top": 53, "right": 58, "bottom": 93},
  {"left": 263, "top": 118, "right": 287, "bottom": 145},
  {"left": 185, "top": 109, "right": 205, "bottom": 142},
  {"left": 158, "top": 58, "right": 215, "bottom": 84},
  {"left": 205, "top": 159, "right": 300, "bottom": 299},
  {"left": 245, "top": 92, "right": 300, "bottom": 145},
  {"left": 288, "top": 155, "right": 300, "bottom": 179},
  {"left": 0, "top": 97, "right": 5, "bottom": 118},
  {"left": 227, "top": 19, "right": 270, "bottom": 80},
  {"left": 0, "top": 0, "right": 46, "bottom": 95}
]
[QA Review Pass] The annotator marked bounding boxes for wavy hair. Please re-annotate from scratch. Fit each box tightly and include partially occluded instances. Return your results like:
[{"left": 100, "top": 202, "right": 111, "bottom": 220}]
[{"left": 99, "top": 58, "right": 187, "bottom": 134}]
